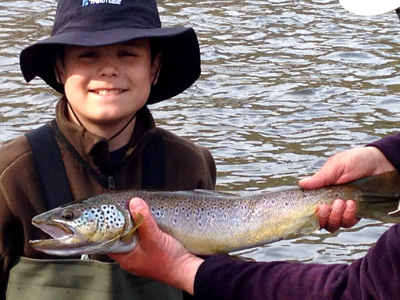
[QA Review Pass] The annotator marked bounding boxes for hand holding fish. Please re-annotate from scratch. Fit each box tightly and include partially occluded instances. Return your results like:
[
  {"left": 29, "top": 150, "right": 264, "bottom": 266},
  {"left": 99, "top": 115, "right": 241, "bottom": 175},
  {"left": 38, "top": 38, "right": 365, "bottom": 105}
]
[
  {"left": 109, "top": 197, "right": 203, "bottom": 295},
  {"left": 300, "top": 146, "right": 395, "bottom": 232}
]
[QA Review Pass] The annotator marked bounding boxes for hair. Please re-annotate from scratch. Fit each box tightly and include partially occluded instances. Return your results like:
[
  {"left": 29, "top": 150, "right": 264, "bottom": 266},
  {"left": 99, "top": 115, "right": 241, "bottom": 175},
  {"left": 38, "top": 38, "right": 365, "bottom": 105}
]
[
  {"left": 150, "top": 38, "right": 162, "bottom": 62},
  {"left": 53, "top": 45, "right": 65, "bottom": 84}
]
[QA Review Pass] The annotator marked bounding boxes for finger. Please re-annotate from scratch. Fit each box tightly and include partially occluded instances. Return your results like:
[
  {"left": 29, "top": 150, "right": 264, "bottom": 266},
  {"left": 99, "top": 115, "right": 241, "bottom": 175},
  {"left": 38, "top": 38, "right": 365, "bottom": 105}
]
[
  {"left": 298, "top": 175, "right": 324, "bottom": 190},
  {"left": 129, "top": 198, "right": 156, "bottom": 236},
  {"left": 317, "top": 204, "right": 332, "bottom": 229},
  {"left": 299, "top": 165, "right": 344, "bottom": 190},
  {"left": 108, "top": 198, "right": 149, "bottom": 259},
  {"left": 108, "top": 199, "right": 153, "bottom": 262},
  {"left": 326, "top": 199, "right": 346, "bottom": 232},
  {"left": 341, "top": 200, "right": 360, "bottom": 228},
  {"left": 129, "top": 197, "right": 165, "bottom": 247},
  {"left": 129, "top": 197, "right": 148, "bottom": 217}
]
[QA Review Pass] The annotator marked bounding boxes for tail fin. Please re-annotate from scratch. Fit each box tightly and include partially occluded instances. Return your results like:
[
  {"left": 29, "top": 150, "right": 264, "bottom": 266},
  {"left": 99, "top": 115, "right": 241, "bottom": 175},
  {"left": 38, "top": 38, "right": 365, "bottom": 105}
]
[
  {"left": 350, "top": 171, "right": 400, "bottom": 202},
  {"left": 349, "top": 171, "right": 400, "bottom": 223}
]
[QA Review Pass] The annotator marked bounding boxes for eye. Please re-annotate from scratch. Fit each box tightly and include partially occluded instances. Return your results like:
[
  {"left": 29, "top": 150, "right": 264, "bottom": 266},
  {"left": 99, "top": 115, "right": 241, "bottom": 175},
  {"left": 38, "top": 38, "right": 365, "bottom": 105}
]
[
  {"left": 119, "top": 50, "right": 137, "bottom": 57},
  {"left": 61, "top": 210, "right": 74, "bottom": 221},
  {"left": 78, "top": 51, "right": 97, "bottom": 59}
]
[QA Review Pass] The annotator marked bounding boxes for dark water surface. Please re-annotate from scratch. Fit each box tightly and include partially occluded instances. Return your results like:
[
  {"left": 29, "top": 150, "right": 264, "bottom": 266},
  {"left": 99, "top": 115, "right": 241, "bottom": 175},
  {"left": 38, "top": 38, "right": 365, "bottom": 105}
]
[{"left": 1, "top": 0, "right": 400, "bottom": 263}]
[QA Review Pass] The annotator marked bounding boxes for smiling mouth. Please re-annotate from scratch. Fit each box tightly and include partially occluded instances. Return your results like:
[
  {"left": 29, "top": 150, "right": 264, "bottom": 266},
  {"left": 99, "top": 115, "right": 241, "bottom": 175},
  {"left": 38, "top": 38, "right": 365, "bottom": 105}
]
[{"left": 90, "top": 89, "right": 126, "bottom": 95}]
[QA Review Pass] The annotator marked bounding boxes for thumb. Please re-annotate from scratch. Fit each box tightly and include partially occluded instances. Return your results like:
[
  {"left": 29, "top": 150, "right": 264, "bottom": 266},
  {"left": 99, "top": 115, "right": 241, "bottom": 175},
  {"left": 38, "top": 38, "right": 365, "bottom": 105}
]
[
  {"left": 129, "top": 197, "right": 160, "bottom": 241},
  {"left": 299, "top": 168, "right": 341, "bottom": 189}
]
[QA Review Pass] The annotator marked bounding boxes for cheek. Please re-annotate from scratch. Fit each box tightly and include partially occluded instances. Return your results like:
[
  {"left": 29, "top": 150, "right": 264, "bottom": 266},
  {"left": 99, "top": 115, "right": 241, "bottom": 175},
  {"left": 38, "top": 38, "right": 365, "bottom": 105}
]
[
  {"left": 61, "top": 60, "right": 91, "bottom": 89},
  {"left": 64, "top": 74, "right": 89, "bottom": 98},
  {"left": 128, "top": 60, "right": 154, "bottom": 84},
  {"left": 125, "top": 65, "right": 154, "bottom": 103}
]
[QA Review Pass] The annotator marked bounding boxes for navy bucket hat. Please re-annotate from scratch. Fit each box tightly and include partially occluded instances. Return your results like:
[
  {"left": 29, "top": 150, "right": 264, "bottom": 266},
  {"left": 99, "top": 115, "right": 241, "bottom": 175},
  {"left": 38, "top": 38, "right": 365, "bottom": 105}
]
[{"left": 19, "top": 0, "right": 201, "bottom": 104}]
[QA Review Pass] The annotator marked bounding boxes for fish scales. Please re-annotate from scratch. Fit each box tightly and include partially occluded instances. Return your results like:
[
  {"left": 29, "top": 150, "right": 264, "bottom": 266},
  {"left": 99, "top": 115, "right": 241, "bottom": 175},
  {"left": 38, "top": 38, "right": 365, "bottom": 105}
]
[{"left": 29, "top": 172, "right": 400, "bottom": 256}]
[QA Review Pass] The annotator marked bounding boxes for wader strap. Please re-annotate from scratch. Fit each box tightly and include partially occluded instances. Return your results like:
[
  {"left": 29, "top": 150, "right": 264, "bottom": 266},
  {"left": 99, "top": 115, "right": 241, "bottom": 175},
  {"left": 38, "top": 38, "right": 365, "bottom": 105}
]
[
  {"left": 26, "top": 121, "right": 165, "bottom": 206},
  {"left": 25, "top": 122, "right": 74, "bottom": 210},
  {"left": 141, "top": 132, "right": 166, "bottom": 189}
]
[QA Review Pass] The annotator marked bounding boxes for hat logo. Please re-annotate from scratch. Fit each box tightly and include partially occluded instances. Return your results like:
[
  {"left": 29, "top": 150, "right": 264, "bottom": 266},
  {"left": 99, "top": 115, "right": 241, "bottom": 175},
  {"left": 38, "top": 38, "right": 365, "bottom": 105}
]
[{"left": 82, "top": 0, "right": 122, "bottom": 7}]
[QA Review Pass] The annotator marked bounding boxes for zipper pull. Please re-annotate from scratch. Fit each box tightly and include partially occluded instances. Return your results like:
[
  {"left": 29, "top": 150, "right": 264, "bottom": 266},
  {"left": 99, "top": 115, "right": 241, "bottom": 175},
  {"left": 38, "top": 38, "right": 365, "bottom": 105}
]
[{"left": 108, "top": 176, "right": 116, "bottom": 190}]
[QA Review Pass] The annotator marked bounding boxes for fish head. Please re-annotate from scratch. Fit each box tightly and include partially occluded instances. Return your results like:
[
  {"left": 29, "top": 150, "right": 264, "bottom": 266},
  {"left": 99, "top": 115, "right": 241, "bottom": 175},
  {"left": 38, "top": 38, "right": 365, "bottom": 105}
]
[{"left": 29, "top": 200, "right": 138, "bottom": 256}]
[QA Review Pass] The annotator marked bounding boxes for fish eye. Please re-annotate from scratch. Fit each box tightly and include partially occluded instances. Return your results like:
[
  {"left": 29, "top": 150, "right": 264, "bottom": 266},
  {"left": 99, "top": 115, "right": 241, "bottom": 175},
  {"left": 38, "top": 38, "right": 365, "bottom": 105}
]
[{"left": 61, "top": 210, "right": 74, "bottom": 221}]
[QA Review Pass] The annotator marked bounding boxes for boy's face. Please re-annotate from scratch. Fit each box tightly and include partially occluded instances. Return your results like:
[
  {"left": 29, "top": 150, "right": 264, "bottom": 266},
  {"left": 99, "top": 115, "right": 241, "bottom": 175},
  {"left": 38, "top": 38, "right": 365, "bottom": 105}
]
[{"left": 56, "top": 38, "right": 160, "bottom": 130}]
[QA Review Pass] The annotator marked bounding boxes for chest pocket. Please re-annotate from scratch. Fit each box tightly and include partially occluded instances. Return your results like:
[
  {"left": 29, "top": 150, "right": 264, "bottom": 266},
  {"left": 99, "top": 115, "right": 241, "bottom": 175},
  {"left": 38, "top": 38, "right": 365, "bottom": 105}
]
[{"left": 7, "top": 257, "right": 182, "bottom": 300}]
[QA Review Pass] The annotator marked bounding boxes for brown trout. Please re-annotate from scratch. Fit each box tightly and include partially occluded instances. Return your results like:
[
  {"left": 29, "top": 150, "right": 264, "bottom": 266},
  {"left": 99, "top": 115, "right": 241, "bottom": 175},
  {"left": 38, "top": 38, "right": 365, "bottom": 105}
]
[{"left": 29, "top": 171, "right": 400, "bottom": 256}]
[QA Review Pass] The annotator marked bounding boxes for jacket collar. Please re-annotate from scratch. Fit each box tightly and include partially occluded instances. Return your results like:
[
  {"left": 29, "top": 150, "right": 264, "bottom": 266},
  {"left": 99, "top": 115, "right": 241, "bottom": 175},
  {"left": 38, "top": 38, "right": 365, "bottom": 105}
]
[{"left": 55, "top": 97, "right": 157, "bottom": 168}]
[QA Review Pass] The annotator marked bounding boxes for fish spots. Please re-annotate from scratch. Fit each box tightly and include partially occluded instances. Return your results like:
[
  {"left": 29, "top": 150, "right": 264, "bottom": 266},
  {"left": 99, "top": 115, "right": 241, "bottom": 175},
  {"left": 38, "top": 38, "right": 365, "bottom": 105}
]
[
  {"left": 171, "top": 205, "right": 185, "bottom": 225},
  {"left": 72, "top": 217, "right": 85, "bottom": 227},
  {"left": 71, "top": 205, "right": 125, "bottom": 234},
  {"left": 151, "top": 206, "right": 166, "bottom": 219},
  {"left": 196, "top": 213, "right": 207, "bottom": 229},
  {"left": 160, "top": 201, "right": 215, "bottom": 230},
  {"left": 101, "top": 205, "right": 124, "bottom": 229}
]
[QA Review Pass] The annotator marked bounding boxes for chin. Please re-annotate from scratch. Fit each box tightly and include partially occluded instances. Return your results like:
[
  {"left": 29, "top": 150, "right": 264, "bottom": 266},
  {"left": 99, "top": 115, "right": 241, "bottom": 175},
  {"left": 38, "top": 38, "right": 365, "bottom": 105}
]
[{"left": 90, "top": 114, "right": 134, "bottom": 126}]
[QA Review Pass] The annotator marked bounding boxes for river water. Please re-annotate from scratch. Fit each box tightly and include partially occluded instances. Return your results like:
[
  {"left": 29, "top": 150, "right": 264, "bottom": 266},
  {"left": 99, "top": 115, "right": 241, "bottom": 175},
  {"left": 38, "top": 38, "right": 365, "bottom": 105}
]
[{"left": 1, "top": 0, "right": 400, "bottom": 263}]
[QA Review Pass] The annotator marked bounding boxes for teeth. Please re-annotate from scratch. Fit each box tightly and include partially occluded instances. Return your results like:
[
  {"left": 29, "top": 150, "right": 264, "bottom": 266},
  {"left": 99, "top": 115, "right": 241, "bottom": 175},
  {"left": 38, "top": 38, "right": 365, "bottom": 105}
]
[{"left": 95, "top": 89, "right": 122, "bottom": 95}]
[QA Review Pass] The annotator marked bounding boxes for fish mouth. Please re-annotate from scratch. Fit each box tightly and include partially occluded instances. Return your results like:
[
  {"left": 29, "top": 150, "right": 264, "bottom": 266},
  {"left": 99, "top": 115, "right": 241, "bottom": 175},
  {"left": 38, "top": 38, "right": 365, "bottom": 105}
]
[
  {"left": 29, "top": 220, "right": 86, "bottom": 255},
  {"left": 32, "top": 219, "right": 74, "bottom": 239},
  {"left": 29, "top": 236, "right": 74, "bottom": 249},
  {"left": 28, "top": 236, "right": 92, "bottom": 256}
]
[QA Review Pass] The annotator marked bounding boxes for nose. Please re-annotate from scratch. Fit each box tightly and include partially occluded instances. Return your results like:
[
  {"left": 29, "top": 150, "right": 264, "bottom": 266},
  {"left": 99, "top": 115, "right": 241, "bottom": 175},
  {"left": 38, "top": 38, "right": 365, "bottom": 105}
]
[{"left": 98, "top": 56, "right": 119, "bottom": 77}]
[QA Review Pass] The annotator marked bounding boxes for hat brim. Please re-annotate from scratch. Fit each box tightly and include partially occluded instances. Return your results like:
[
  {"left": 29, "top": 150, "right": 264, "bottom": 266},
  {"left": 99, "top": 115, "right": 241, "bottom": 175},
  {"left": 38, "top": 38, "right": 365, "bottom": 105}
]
[
  {"left": 339, "top": 0, "right": 400, "bottom": 16},
  {"left": 20, "top": 27, "right": 200, "bottom": 104}
]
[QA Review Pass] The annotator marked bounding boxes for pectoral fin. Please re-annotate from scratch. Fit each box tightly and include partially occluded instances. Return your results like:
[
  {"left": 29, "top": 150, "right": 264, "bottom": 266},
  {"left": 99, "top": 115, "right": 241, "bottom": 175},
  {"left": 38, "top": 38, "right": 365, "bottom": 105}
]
[
  {"left": 120, "top": 213, "right": 144, "bottom": 244},
  {"left": 94, "top": 213, "right": 144, "bottom": 254}
]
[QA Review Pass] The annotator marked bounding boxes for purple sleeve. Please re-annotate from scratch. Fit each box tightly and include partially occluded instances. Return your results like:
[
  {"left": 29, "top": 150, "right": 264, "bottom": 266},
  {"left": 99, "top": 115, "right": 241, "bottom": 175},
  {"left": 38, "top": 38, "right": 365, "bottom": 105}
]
[
  {"left": 194, "top": 224, "right": 400, "bottom": 300},
  {"left": 368, "top": 133, "right": 400, "bottom": 171}
]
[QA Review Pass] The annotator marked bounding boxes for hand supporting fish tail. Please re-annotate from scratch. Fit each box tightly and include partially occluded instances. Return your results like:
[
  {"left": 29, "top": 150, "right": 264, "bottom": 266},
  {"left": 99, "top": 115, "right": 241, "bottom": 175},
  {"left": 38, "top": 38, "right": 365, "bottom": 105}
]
[{"left": 299, "top": 146, "right": 395, "bottom": 232}]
